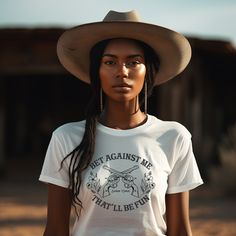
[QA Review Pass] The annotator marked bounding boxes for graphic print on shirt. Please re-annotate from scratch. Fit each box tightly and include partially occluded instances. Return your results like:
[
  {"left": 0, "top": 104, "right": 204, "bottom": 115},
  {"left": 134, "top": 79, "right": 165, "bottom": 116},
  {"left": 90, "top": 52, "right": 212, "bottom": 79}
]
[{"left": 86, "top": 152, "right": 156, "bottom": 212}]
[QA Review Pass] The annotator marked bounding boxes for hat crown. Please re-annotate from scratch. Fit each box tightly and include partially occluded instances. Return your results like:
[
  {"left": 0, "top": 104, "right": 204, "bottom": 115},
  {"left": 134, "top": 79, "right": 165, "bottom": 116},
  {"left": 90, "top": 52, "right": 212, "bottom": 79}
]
[{"left": 103, "top": 10, "right": 141, "bottom": 22}]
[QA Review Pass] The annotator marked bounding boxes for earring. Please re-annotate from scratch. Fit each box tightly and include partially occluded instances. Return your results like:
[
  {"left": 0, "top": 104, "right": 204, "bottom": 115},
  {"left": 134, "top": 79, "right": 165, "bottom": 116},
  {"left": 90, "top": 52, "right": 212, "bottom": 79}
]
[
  {"left": 100, "top": 88, "right": 103, "bottom": 112},
  {"left": 144, "top": 81, "right": 147, "bottom": 114}
]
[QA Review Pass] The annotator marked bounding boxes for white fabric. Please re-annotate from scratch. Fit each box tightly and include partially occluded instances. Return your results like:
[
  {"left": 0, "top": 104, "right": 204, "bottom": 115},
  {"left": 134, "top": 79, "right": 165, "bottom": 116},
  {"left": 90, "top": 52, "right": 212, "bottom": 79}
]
[{"left": 39, "top": 115, "right": 203, "bottom": 236}]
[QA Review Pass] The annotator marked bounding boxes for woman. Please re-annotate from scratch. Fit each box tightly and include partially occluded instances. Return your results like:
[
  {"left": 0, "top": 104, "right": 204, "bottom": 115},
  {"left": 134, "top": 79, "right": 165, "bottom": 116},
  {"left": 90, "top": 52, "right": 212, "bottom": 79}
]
[{"left": 39, "top": 10, "right": 203, "bottom": 236}]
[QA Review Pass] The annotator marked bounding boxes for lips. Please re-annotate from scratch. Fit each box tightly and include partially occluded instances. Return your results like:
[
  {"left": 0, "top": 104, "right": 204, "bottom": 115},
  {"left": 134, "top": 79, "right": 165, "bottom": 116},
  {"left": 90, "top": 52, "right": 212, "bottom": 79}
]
[
  {"left": 112, "top": 83, "right": 132, "bottom": 92},
  {"left": 112, "top": 83, "right": 132, "bottom": 88}
]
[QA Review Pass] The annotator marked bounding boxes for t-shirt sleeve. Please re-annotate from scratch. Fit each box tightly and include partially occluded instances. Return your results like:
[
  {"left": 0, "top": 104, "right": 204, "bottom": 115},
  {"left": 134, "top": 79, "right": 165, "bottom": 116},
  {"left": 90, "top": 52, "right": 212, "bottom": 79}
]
[
  {"left": 167, "top": 133, "right": 203, "bottom": 194},
  {"left": 39, "top": 130, "right": 70, "bottom": 188}
]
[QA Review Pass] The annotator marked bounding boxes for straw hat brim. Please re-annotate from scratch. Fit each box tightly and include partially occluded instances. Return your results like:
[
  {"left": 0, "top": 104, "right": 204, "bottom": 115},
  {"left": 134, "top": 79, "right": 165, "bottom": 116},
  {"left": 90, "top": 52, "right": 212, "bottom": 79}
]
[{"left": 57, "top": 21, "right": 191, "bottom": 86}]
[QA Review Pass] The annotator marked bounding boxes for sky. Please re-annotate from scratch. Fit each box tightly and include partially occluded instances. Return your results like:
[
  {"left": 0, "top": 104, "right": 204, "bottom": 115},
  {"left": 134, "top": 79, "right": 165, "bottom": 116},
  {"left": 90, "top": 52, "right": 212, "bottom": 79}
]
[{"left": 1, "top": 0, "right": 236, "bottom": 46}]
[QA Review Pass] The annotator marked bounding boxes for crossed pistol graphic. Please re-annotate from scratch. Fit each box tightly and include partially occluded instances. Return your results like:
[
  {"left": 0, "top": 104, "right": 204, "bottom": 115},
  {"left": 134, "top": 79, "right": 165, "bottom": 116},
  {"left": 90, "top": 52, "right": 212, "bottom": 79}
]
[{"left": 102, "top": 165, "right": 139, "bottom": 198}]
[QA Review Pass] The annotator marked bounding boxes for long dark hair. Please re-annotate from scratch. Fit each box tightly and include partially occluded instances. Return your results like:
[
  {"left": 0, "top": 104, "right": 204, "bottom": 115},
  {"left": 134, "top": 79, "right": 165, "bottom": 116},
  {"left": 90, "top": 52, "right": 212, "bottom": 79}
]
[{"left": 61, "top": 38, "right": 160, "bottom": 213}]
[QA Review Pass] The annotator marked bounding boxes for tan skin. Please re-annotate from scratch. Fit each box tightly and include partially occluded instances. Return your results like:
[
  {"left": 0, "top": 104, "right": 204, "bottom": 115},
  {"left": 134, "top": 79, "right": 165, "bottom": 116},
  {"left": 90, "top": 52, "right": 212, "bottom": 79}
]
[{"left": 43, "top": 39, "right": 192, "bottom": 236}]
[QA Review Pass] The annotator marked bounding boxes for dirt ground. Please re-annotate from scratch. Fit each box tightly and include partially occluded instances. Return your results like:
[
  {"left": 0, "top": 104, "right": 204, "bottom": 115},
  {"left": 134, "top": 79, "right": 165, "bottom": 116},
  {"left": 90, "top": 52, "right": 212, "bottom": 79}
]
[{"left": 0, "top": 159, "right": 236, "bottom": 236}]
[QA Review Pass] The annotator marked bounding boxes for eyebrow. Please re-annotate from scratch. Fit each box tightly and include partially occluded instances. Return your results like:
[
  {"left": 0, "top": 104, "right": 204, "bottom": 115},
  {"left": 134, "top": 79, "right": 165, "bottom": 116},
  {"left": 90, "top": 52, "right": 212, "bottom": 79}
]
[{"left": 102, "top": 54, "right": 144, "bottom": 59}]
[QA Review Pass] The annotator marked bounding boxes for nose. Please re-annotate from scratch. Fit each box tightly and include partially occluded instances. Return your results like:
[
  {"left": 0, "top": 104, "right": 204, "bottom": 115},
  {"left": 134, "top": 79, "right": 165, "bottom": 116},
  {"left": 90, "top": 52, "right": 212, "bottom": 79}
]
[{"left": 116, "top": 63, "right": 129, "bottom": 78}]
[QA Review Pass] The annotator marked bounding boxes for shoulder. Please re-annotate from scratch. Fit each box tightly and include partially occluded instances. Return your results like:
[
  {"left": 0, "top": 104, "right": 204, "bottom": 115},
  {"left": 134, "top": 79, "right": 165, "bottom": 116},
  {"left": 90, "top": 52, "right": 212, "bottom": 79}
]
[
  {"left": 149, "top": 116, "right": 194, "bottom": 165},
  {"left": 148, "top": 115, "right": 191, "bottom": 140},
  {"left": 46, "top": 120, "right": 86, "bottom": 155},
  {"left": 52, "top": 120, "right": 86, "bottom": 141}
]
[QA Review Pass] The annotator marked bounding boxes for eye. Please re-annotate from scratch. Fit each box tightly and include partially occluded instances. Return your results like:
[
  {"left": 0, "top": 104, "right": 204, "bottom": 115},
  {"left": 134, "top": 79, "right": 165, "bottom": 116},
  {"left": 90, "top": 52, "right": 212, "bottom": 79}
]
[
  {"left": 103, "top": 60, "right": 116, "bottom": 66},
  {"left": 126, "top": 60, "right": 141, "bottom": 68}
]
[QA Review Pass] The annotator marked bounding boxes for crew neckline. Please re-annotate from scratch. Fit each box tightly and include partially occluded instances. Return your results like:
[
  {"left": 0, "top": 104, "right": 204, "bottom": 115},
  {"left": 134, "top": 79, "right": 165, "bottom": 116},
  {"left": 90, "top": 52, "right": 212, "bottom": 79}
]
[{"left": 96, "top": 114, "right": 153, "bottom": 136}]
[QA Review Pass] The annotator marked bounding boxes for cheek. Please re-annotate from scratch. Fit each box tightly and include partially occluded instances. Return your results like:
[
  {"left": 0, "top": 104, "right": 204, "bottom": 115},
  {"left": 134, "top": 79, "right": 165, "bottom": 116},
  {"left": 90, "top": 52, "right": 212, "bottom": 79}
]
[
  {"left": 134, "top": 67, "right": 146, "bottom": 94},
  {"left": 135, "top": 67, "right": 146, "bottom": 87},
  {"left": 139, "top": 66, "right": 146, "bottom": 80},
  {"left": 99, "top": 67, "right": 115, "bottom": 92}
]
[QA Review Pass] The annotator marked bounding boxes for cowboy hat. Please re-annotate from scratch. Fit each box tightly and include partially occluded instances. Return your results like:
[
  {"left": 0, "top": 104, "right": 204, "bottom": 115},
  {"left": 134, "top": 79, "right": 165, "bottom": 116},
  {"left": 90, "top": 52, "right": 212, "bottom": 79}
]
[{"left": 57, "top": 10, "right": 191, "bottom": 86}]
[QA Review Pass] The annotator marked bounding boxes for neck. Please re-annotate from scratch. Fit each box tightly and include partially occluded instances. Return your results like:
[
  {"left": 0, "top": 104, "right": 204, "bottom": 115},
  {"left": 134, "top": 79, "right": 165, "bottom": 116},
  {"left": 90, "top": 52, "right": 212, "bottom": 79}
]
[{"left": 98, "top": 98, "right": 147, "bottom": 130}]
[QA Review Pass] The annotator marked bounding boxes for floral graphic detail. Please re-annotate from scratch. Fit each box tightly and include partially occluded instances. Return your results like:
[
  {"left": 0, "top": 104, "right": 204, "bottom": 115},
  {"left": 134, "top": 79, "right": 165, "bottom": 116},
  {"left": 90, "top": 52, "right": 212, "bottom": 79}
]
[
  {"left": 141, "top": 171, "right": 155, "bottom": 194},
  {"left": 86, "top": 168, "right": 156, "bottom": 198},
  {"left": 86, "top": 172, "right": 101, "bottom": 194}
]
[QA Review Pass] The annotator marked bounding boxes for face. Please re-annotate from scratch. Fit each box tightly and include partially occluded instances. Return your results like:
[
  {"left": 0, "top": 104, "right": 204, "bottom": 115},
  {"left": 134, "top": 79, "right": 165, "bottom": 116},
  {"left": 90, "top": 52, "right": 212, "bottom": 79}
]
[{"left": 99, "top": 39, "right": 146, "bottom": 103}]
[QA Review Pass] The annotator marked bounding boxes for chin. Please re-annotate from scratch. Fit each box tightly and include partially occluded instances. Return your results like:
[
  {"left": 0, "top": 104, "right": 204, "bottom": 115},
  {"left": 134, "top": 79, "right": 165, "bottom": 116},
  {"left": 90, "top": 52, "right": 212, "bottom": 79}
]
[{"left": 109, "top": 94, "right": 137, "bottom": 103}]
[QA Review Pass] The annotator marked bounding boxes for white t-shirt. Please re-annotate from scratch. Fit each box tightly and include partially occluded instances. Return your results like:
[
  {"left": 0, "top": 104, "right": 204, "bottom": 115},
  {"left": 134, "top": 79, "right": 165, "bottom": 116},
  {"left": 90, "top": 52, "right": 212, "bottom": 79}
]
[{"left": 39, "top": 114, "right": 203, "bottom": 236}]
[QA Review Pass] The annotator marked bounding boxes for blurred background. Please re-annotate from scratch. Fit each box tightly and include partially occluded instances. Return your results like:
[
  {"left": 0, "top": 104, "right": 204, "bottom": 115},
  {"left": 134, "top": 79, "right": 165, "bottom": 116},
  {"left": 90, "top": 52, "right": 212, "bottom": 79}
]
[{"left": 0, "top": 0, "right": 236, "bottom": 235}]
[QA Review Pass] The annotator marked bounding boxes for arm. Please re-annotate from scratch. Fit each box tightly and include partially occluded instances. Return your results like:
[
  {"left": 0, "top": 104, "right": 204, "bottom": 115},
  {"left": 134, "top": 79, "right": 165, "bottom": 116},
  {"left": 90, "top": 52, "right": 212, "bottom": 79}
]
[
  {"left": 165, "top": 191, "right": 192, "bottom": 236},
  {"left": 43, "top": 184, "right": 72, "bottom": 236}
]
